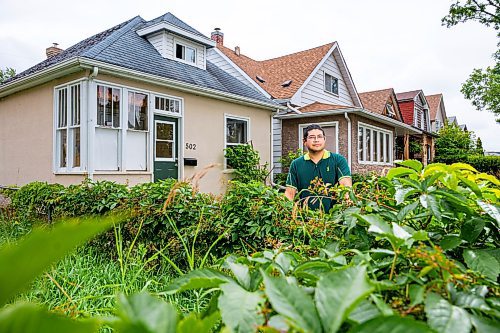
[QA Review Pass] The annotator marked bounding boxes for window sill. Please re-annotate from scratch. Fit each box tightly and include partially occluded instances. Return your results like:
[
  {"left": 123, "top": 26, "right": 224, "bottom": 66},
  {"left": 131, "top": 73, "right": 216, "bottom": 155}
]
[
  {"left": 93, "top": 171, "right": 151, "bottom": 175},
  {"left": 358, "top": 161, "right": 394, "bottom": 166},
  {"left": 222, "top": 169, "right": 236, "bottom": 174},
  {"left": 53, "top": 171, "right": 88, "bottom": 175},
  {"left": 324, "top": 90, "right": 339, "bottom": 97}
]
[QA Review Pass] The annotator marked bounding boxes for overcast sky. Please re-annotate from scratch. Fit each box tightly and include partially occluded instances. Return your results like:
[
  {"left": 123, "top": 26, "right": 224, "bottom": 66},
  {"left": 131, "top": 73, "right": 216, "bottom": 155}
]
[{"left": 1, "top": 0, "right": 498, "bottom": 151}]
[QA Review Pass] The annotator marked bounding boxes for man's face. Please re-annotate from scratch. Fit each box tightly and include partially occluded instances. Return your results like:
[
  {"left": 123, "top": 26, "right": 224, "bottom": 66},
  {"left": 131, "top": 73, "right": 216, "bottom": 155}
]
[{"left": 304, "top": 129, "right": 326, "bottom": 153}]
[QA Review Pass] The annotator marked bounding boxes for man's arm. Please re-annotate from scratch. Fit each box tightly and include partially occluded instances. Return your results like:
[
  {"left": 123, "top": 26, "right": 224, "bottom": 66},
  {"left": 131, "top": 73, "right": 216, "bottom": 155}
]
[{"left": 284, "top": 186, "right": 297, "bottom": 201}]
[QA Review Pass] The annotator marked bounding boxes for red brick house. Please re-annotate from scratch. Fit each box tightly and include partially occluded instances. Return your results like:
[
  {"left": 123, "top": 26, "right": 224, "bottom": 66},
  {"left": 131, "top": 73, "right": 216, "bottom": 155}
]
[{"left": 396, "top": 90, "right": 436, "bottom": 164}]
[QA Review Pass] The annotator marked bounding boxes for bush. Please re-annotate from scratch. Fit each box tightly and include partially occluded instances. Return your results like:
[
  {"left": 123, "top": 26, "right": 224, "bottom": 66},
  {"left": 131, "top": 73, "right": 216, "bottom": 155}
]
[
  {"left": 224, "top": 144, "right": 268, "bottom": 183},
  {"left": 11, "top": 182, "right": 64, "bottom": 221},
  {"left": 466, "top": 155, "right": 500, "bottom": 177}
]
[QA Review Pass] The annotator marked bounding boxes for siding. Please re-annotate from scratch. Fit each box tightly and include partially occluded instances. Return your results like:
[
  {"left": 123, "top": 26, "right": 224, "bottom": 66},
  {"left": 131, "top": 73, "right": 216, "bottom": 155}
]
[
  {"left": 300, "top": 54, "right": 354, "bottom": 106},
  {"left": 206, "top": 49, "right": 256, "bottom": 89},
  {"left": 272, "top": 117, "right": 282, "bottom": 172},
  {"left": 148, "top": 32, "right": 206, "bottom": 70},
  {"left": 147, "top": 32, "right": 165, "bottom": 57},
  {"left": 399, "top": 101, "right": 414, "bottom": 125}
]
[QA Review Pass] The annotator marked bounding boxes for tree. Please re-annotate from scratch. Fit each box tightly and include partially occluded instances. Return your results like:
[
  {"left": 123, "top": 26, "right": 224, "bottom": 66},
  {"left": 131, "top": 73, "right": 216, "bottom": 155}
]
[
  {"left": 475, "top": 136, "right": 485, "bottom": 155},
  {"left": 442, "top": 0, "right": 500, "bottom": 122},
  {"left": 0, "top": 67, "right": 16, "bottom": 83},
  {"left": 434, "top": 123, "right": 474, "bottom": 163}
]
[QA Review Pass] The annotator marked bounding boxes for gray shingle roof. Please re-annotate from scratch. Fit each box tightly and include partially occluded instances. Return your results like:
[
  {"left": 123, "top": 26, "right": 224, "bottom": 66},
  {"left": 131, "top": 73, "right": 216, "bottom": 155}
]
[
  {"left": 2, "top": 14, "right": 275, "bottom": 105},
  {"left": 140, "top": 12, "right": 206, "bottom": 38}
]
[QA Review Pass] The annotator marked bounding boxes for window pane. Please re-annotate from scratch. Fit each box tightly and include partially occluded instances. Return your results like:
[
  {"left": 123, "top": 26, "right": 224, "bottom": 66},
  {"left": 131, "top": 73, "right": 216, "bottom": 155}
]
[
  {"left": 324, "top": 126, "right": 337, "bottom": 153},
  {"left": 156, "top": 141, "right": 173, "bottom": 158},
  {"left": 112, "top": 88, "right": 120, "bottom": 128},
  {"left": 59, "top": 129, "right": 67, "bottom": 168},
  {"left": 386, "top": 133, "right": 390, "bottom": 163},
  {"left": 380, "top": 132, "right": 385, "bottom": 162},
  {"left": 331, "top": 77, "right": 338, "bottom": 94},
  {"left": 58, "top": 89, "right": 67, "bottom": 128},
  {"left": 157, "top": 123, "right": 173, "bottom": 140},
  {"left": 128, "top": 92, "right": 148, "bottom": 130},
  {"left": 176, "top": 44, "right": 184, "bottom": 59},
  {"left": 365, "top": 129, "right": 371, "bottom": 161},
  {"left": 186, "top": 47, "right": 196, "bottom": 63},
  {"left": 71, "top": 85, "right": 80, "bottom": 126},
  {"left": 226, "top": 118, "right": 247, "bottom": 144},
  {"left": 97, "top": 85, "right": 105, "bottom": 126},
  {"left": 373, "top": 130, "right": 378, "bottom": 162},
  {"left": 358, "top": 126, "right": 364, "bottom": 161},
  {"left": 325, "top": 74, "right": 332, "bottom": 93},
  {"left": 73, "top": 128, "right": 80, "bottom": 167}
]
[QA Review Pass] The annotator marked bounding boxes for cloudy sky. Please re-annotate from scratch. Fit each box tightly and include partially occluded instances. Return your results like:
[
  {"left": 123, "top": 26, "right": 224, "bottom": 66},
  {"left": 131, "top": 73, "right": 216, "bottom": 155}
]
[{"left": 1, "top": 0, "right": 498, "bottom": 151}]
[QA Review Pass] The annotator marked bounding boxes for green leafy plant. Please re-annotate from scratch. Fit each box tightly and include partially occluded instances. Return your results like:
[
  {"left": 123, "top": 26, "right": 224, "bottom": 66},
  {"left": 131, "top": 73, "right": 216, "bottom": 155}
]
[{"left": 224, "top": 143, "right": 269, "bottom": 183}]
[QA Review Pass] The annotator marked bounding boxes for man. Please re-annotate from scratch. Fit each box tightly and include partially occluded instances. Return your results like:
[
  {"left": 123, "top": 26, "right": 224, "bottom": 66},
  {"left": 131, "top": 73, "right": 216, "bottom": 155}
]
[{"left": 285, "top": 124, "right": 352, "bottom": 211}]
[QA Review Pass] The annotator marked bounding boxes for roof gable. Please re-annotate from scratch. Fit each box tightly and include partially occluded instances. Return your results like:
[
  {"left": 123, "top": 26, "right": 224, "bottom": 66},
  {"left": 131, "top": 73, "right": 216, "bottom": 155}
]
[
  {"left": 140, "top": 12, "right": 206, "bottom": 38},
  {"left": 359, "top": 88, "right": 402, "bottom": 121},
  {"left": 218, "top": 43, "right": 334, "bottom": 99},
  {"left": 425, "top": 94, "right": 444, "bottom": 121}
]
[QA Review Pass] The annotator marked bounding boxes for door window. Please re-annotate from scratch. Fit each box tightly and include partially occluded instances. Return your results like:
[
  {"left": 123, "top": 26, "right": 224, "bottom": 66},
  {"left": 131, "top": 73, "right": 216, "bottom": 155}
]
[{"left": 155, "top": 121, "right": 175, "bottom": 161}]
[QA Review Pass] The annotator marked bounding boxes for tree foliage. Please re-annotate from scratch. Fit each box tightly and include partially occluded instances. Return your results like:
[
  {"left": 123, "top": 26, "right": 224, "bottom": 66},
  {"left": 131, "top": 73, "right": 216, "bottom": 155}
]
[
  {"left": 434, "top": 124, "right": 474, "bottom": 163},
  {"left": 0, "top": 67, "right": 16, "bottom": 83},
  {"left": 442, "top": 0, "right": 500, "bottom": 121}
]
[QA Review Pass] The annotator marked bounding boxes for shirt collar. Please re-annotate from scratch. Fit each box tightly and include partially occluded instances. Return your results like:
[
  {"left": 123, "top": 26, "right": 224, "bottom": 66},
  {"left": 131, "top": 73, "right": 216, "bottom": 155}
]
[{"left": 304, "top": 150, "right": 330, "bottom": 161}]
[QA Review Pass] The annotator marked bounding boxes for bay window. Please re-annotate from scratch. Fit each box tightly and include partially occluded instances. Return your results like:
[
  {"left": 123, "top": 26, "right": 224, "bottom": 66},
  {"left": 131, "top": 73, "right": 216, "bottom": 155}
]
[{"left": 358, "top": 123, "right": 393, "bottom": 165}]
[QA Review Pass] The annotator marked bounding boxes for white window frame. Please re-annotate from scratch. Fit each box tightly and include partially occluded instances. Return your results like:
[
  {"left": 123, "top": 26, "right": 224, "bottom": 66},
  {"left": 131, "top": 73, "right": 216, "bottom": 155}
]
[
  {"left": 224, "top": 114, "right": 250, "bottom": 168},
  {"left": 174, "top": 40, "right": 197, "bottom": 65},
  {"left": 298, "top": 121, "right": 339, "bottom": 154},
  {"left": 53, "top": 80, "right": 86, "bottom": 173},
  {"left": 154, "top": 120, "right": 176, "bottom": 162},
  {"left": 152, "top": 93, "right": 183, "bottom": 116},
  {"left": 127, "top": 90, "right": 149, "bottom": 132},
  {"left": 358, "top": 122, "right": 393, "bottom": 165},
  {"left": 324, "top": 72, "right": 339, "bottom": 96}
]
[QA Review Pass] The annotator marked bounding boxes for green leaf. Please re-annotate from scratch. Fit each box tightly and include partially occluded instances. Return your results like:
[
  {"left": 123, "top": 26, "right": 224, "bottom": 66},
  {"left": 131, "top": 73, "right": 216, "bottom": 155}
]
[
  {"left": 0, "top": 214, "right": 124, "bottom": 306},
  {"left": 293, "top": 261, "right": 333, "bottom": 283},
  {"left": 455, "top": 292, "right": 492, "bottom": 313},
  {"left": 463, "top": 249, "right": 499, "bottom": 281},
  {"left": 440, "top": 235, "right": 462, "bottom": 250},
  {"left": 395, "top": 187, "right": 417, "bottom": 205},
  {"left": 387, "top": 167, "right": 418, "bottom": 180},
  {"left": 476, "top": 201, "right": 500, "bottom": 227},
  {"left": 114, "top": 292, "right": 177, "bottom": 333},
  {"left": 218, "top": 282, "right": 265, "bottom": 333},
  {"left": 470, "top": 315, "right": 500, "bottom": 333},
  {"left": 370, "top": 294, "right": 394, "bottom": 316},
  {"left": 348, "top": 315, "right": 433, "bottom": 333},
  {"left": 347, "top": 300, "right": 380, "bottom": 324},
  {"left": 398, "top": 160, "right": 423, "bottom": 172},
  {"left": 425, "top": 292, "right": 471, "bottom": 333},
  {"left": 355, "top": 214, "right": 392, "bottom": 235},
  {"left": 457, "top": 175, "right": 482, "bottom": 197},
  {"left": 225, "top": 257, "right": 251, "bottom": 290},
  {"left": 315, "top": 265, "right": 374, "bottom": 332},
  {"left": 165, "top": 268, "right": 234, "bottom": 294},
  {"left": 262, "top": 273, "right": 322, "bottom": 333},
  {"left": 419, "top": 194, "right": 442, "bottom": 221},
  {"left": 409, "top": 284, "right": 425, "bottom": 307},
  {"left": 397, "top": 201, "right": 419, "bottom": 221},
  {"left": 177, "top": 312, "right": 220, "bottom": 333},
  {"left": 0, "top": 302, "right": 100, "bottom": 333},
  {"left": 460, "top": 218, "right": 486, "bottom": 243}
]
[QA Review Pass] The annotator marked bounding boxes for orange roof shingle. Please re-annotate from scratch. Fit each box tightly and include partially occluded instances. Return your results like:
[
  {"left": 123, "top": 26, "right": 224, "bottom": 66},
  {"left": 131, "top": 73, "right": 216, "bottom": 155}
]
[
  {"left": 217, "top": 43, "right": 334, "bottom": 99},
  {"left": 298, "top": 102, "right": 352, "bottom": 113},
  {"left": 358, "top": 88, "right": 394, "bottom": 115}
]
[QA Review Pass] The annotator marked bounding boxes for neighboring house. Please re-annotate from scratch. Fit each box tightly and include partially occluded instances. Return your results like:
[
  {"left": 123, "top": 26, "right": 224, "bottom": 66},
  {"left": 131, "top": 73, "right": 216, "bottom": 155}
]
[
  {"left": 459, "top": 124, "right": 468, "bottom": 131},
  {"left": 447, "top": 116, "right": 458, "bottom": 126},
  {"left": 426, "top": 93, "right": 447, "bottom": 133},
  {"left": 396, "top": 90, "right": 435, "bottom": 165},
  {"left": 0, "top": 13, "right": 280, "bottom": 193},
  {"left": 207, "top": 33, "right": 418, "bottom": 175}
]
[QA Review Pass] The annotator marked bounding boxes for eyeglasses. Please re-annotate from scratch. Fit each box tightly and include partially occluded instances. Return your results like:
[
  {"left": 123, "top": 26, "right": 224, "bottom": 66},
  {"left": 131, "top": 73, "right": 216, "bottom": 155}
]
[{"left": 306, "top": 135, "right": 325, "bottom": 140}]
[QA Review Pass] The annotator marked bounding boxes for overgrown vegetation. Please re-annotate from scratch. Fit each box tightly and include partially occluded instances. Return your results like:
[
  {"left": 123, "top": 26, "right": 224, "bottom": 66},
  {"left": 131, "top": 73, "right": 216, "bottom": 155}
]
[{"left": 1, "top": 160, "right": 499, "bottom": 332}]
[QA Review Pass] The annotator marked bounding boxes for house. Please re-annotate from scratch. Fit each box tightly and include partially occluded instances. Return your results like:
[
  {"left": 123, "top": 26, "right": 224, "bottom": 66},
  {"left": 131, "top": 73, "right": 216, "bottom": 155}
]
[
  {"left": 358, "top": 88, "right": 424, "bottom": 162},
  {"left": 0, "top": 13, "right": 281, "bottom": 193},
  {"left": 426, "top": 93, "right": 447, "bottom": 133},
  {"left": 396, "top": 90, "right": 436, "bottom": 165},
  {"left": 207, "top": 34, "right": 418, "bottom": 175}
]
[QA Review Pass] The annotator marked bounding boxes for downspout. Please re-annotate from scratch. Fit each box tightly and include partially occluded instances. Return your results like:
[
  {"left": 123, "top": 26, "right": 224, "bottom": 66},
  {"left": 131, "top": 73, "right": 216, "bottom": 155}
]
[
  {"left": 286, "top": 101, "right": 302, "bottom": 114},
  {"left": 87, "top": 66, "right": 98, "bottom": 180},
  {"left": 344, "top": 112, "right": 352, "bottom": 171}
]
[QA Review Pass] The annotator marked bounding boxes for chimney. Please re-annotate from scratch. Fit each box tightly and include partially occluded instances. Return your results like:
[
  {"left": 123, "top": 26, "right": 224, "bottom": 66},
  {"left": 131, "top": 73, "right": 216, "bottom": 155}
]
[
  {"left": 211, "top": 28, "right": 224, "bottom": 46},
  {"left": 46, "top": 43, "right": 63, "bottom": 58},
  {"left": 234, "top": 46, "right": 240, "bottom": 56}
]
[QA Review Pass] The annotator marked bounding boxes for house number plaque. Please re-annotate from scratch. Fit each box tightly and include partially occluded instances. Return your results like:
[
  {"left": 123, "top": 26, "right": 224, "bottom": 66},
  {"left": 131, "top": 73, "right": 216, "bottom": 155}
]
[{"left": 185, "top": 143, "right": 197, "bottom": 150}]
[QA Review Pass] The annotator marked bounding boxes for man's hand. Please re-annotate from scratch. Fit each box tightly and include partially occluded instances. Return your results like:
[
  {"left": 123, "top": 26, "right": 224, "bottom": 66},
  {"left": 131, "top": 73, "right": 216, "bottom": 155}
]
[{"left": 284, "top": 187, "right": 297, "bottom": 201}]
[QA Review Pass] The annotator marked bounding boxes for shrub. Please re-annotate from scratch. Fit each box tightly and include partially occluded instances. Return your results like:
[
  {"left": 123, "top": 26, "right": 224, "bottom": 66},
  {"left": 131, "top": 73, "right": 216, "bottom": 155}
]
[
  {"left": 466, "top": 155, "right": 500, "bottom": 177},
  {"left": 224, "top": 143, "right": 268, "bottom": 183},
  {"left": 11, "top": 182, "right": 64, "bottom": 221}
]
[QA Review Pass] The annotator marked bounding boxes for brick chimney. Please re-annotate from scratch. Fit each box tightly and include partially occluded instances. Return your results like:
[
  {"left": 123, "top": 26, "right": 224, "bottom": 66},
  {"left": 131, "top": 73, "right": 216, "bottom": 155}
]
[
  {"left": 211, "top": 28, "right": 224, "bottom": 46},
  {"left": 234, "top": 46, "right": 240, "bottom": 56},
  {"left": 46, "top": 43, "right": 63, "bottom": 58}
]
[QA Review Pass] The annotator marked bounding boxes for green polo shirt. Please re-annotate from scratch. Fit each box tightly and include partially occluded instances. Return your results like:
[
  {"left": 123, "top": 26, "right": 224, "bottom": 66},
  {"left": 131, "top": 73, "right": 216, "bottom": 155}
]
[{"left": 286, "top": 150, "right": 351, "bottom": 211}]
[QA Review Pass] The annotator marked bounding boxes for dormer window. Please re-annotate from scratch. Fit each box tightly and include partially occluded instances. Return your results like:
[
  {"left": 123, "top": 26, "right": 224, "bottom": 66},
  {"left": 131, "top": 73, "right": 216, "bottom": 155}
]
[{"left": 175, "top": 43, "right": 196, "bottom": 63}]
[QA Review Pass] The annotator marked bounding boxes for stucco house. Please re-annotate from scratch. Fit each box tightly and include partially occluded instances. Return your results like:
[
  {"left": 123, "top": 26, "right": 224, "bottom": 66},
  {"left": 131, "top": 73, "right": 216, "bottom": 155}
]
[
  {"left": 206, "top": 34, "right": 418, "bottom": 176},
  {"left": 0, "top": 13, "right": 281, "bottom": 193}
]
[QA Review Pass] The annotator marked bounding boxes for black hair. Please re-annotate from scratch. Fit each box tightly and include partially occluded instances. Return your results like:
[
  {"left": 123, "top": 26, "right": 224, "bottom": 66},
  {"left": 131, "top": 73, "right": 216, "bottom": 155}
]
[{"left": 303, "top": 124, "right": 325, "bottom": 141}]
